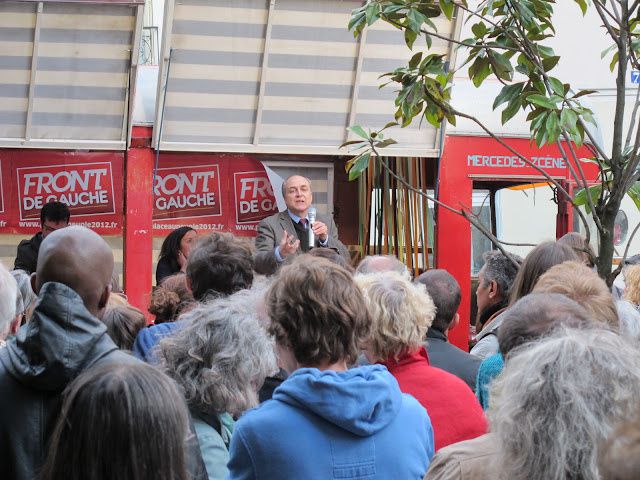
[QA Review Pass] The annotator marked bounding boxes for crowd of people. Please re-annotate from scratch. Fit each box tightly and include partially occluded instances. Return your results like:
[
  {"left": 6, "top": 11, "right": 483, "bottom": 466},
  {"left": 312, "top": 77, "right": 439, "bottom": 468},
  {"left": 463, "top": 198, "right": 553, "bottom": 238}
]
[{"left": 2, "top": 184, "right": 640, "bottom": 479}]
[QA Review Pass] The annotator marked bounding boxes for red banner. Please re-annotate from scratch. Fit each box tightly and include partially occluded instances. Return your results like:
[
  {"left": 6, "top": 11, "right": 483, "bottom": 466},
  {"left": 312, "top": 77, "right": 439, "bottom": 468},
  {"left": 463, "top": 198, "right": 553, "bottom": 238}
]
[
  {"left": 153, "top": 154, "right": 278, "bottom": 236},
  {"left": 0, "top": 150, "right": 124, "bottom": 235}
]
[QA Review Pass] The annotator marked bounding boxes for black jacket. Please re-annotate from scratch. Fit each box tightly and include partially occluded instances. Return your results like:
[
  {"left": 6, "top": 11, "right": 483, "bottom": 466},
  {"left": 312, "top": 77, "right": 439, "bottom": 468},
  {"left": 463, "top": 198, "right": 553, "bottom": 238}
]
[
  {"left": 425, "top": 329, "right": 482, "bottom": 392},
  {"left": 14, "top": 232, "right": 43, "bottom": 274},
  {"left": 0, "top": 282, "right": 140, "bottom": 480}
]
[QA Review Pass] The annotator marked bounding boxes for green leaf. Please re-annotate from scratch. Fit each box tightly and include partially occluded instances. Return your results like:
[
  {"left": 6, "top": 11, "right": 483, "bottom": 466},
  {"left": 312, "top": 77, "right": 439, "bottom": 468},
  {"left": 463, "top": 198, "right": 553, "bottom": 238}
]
[
  {"left": 548, "top": 77, "right": 565, "bottom": 96},
  {"left": 364, "top": 2, "right": 381, "bottom": 26},
  {"left": 488, "top": 52, "right": 513, "bottom": 81},
  {"left": 349, "top": 125, "right": 369, "bottom": 140},
  {"left": 601, "top": 44, "right": 617, "bottom": 59},
  {"left": 560, "top": 108, "right": 578, "bottom": 130},
  {"left": 348, "top": 152, "right": 371, "bottom": 181},
  {"left": 469, "top": 57, "right": 491, "bottom": 87},
  {"left": 493, "top": 82, "right": 525, "bottom": 110},
  {"left": 375, "top": 138, "right": 398, "bottom": 148},
  {"left": 610, "top": 52, "right": 619, "bottom": 72},
  {"left": 545, "top": 112, "right": 560, "bottom": 143},
  {"left": 409, "top": 52, "right": 422, "bottom": 69},
  {"left": 348, "top": 10, "right": 366, "bottom": 36},
  {"left": 381, "top": 121, "right": 399, "bottom": 131},
  {"left": 527, "top": 94, "right": 556, "bottom": 109},
  {"left": 407, "top": 8, "right": 427, "bottom": 33},
  {"left": 541, "top": 56, "right": 560, "bottom": 72},
  {"left": 471, "top": 22, "right": 488, "bottom": 38},
  {"left": 404, "top": 28, "right": 418, "bottom": 49},
  {"left": 574, "top": 0, "right": 588, "bottom": 15},
  {"left": 339, "top": 140, "right": 368, "bottom": 149},
  {"left": 627, "top": 182, "right": 640, "bottom": 211},
  {"left": 501, "top": 97, "right": 522, "bottom": 124},
  {"left": 574, "top": 185, "right": 602, "bottom": 213},
  {"left": 439, "top": 0, "right": 455, "bottom": 20},
  {"left": 572, "top": 89, "right": 597, "bottom": 99}
]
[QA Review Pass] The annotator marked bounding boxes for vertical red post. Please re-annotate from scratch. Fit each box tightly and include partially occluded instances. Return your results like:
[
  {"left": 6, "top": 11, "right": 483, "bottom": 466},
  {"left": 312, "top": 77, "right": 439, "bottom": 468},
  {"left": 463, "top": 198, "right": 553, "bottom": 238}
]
[
  {"left": 436, "top": 137, "right": 474, "bottom": 351},
  {"left": 124, "top": 126, "right": 154, "bottom": 316}
]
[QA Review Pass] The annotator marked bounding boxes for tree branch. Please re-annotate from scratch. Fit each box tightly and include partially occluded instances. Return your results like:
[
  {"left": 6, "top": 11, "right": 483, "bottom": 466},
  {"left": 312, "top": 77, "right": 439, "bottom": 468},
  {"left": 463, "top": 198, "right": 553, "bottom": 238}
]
[
  {"left": 625, "top": 83, "right": 640, "bottom": 148},
  {"left": 610, "top": 220, "right": 640, "bottom": 279}
]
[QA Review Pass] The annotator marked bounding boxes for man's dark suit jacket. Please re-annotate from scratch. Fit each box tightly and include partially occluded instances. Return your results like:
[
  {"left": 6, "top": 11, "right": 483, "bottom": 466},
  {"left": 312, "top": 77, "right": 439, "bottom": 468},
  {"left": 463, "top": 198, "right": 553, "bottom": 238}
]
[
  {"left": 254, "top": 210, "right": 348, "bottom": 275},
  {"left": 425, "top": 328, "right": 482, "bottom": 392}
]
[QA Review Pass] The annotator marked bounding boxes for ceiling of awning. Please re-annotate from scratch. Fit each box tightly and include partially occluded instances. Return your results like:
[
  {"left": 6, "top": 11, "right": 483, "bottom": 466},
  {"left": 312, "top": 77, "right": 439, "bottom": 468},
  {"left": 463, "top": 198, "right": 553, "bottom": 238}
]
[
  {"left": 0, "top": 1, "right": 144, "bottom": 150},
  {"left": 154, "top": 0, "right": 459, "bottom": 157}
]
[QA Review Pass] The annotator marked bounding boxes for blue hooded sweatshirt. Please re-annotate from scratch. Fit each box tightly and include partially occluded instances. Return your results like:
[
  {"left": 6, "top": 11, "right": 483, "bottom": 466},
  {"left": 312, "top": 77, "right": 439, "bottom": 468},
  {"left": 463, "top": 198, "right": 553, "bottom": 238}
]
[{"left": 226, "top": 365, "right": 434, "bottom": 480}]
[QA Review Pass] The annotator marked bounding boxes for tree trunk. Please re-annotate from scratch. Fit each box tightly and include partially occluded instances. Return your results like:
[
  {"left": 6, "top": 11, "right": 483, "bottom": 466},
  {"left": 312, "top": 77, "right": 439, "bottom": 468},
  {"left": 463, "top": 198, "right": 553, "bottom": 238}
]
[{"left": 597, "top": 200, "right": 622, "bottom": 286}]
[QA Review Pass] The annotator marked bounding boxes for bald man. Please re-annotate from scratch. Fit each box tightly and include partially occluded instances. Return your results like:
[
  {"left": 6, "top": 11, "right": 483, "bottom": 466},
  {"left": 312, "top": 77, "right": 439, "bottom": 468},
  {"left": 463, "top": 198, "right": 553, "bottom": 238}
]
[
  {"left": 254, "top": 175, "right": 348, "bottom": 275},
  {"left": 0, "top": 227, "right": 137, "bottom": 480}
]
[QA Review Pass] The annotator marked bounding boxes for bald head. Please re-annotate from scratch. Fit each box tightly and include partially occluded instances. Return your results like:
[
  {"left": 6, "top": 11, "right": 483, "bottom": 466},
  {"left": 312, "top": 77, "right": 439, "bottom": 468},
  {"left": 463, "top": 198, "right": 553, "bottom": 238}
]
[
  {"left": 356, "top": 255, "right": 409, "bottom": 278},
  {"left": 34, "top": 226, "right": 114, "bottom": 318}
]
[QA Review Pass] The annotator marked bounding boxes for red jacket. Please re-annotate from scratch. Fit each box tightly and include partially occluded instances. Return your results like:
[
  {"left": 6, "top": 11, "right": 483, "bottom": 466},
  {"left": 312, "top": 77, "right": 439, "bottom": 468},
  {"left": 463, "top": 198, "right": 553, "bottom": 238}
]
[{"left": 383, "top": 347, "right": 487, "bottom": 451}]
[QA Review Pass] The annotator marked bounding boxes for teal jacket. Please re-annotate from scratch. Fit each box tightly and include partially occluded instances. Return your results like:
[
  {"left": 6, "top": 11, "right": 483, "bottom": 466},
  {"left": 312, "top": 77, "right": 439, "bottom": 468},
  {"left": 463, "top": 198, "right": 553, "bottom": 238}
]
[{"left": 193, "top": 412, "right": 234, "bottom": 480}]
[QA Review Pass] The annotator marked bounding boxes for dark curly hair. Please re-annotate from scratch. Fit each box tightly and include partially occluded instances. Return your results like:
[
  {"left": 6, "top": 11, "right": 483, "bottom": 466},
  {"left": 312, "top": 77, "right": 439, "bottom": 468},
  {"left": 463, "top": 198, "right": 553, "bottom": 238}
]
[
  {"left": 266, "top": 255, "right": 370, "bottom": 366},
  {"left": 149, "top": 274, "right": 195, "bottom": 323},
  {"left": 186, "top": 232, "right": 254, "bottom": 301}
]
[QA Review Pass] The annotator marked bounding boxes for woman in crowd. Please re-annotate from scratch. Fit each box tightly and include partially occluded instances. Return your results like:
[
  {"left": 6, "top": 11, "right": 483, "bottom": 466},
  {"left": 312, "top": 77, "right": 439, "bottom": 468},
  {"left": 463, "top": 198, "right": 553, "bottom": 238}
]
[
  {"left": 101, "top": 304, "right": 147, "bottom": 351},
  {"left": 40, "top": 362, "right": 190, "bottom": 480},
  {"left": 227, "top": 256, "right": 434, "bottom": 479},
  {"left": 148, "top": 273, "right": 195, "bottom": 324},
  {"left": 557, "top": 231, "right": 595, "bottom": 267},
  {"left": 159, "top": 290, "right": 277, "bottom": 480},
  {"left": 356, "top": 271, "right": 487, "bottom": 451},
  {"left": 156, "top": 226, "right": 197, "bottom": 284},
  {"left": 426, "top": 326, "right": 640, "bottom": 480}
]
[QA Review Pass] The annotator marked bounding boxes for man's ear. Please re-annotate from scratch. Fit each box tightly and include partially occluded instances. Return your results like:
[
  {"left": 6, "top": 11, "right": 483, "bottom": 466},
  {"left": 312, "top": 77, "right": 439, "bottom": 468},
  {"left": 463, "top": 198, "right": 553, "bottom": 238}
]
[
  {"left": 450, "top": 312, "right": 460, "bottom": 330},
  {"left": 97, "top": 285, "right": 110, "bottom": 311},
  {"left": 185, "top": 275, "right": 193, "bottom": 293},
  {"left": 488, "top": 280, "right": 499, "bottom": 299},
  {"left": 30, "top": 273, "right": 39, "bottom": 295}
]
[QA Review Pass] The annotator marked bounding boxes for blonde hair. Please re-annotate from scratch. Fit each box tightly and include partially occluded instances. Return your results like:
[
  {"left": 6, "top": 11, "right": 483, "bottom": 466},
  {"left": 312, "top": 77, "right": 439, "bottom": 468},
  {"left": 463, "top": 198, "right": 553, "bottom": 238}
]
[
  {"left": 355, "top": 271, "right": 435, "bottom": 361},
  {"left": 624, "top": 264, "right": 640, "bottom": 306},
  {"left": 533, "top": 261, "right": 618, "bottom": 329}
]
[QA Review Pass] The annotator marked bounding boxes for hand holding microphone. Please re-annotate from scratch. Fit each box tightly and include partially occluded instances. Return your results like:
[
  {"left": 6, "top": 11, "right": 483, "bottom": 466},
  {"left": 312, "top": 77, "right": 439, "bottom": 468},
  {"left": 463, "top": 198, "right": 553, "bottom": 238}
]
[{"left": 308, "top": 207, "right": 316, "bottom": 249}]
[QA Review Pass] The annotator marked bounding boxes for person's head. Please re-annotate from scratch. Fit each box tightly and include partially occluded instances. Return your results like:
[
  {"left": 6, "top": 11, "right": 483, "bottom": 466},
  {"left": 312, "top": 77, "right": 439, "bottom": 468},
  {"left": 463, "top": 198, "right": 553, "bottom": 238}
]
[
  {"left": 158, "top": 227, "right": 197, "bottom": 272},
  {"left": 488, "top": 327, "right": 640, "bottom": 480},
  {"left": 266, "top": 255, "right": 370, "bottom": 369},
  {"left": 355, "top": 254, "right": 410, "bottom": 278},
  {"left": 186, "top": 232, "right": 254, "bottom": 301},
  {"left": 558, "top": 232, "right": 596, "bottom": 267},
  {"left": 615, "top": 299, "right": 640, "bottom": 342},
  {"left": 508, "top": 241, "right": 579, "bottom": 305},
  {"left": 415, "top": 269, "right": 461, "bottom": 334},
  {"left": 33, "top": 226, "right": 114, "bottom": 319},
  {"left": 40, "top": 362, "right": 189, "bottom": 480},
  {"left": 306, "top": 247, "right": 354, "bottom": 273},
  {"left": 476, "top": 250, "right": 522, "bottom": 319},
  {"left": 40, "top": 201, "right": 70, "bottom": 239},
  {"left": 282, "top": 175, "right": 313, "bottom": 217},
  {"left": 149, "top": 274, "right": 195, "bottom": 323},
  {"left": 599, "top": 416, "right": 640, "bottom": 480},
  {"left": 624, "top": 264, "right": 640, "bottom": 305},
  {"left": 533, "top": 261, "right": 619, "bottom": 329},
  {"left": 159, "top": 290, "right": 277, "bottom": 416},
  {"left": 356, "top": 271, "right": 435, "bottom": 362},
  {"left": 497, "top": 293, "right": 594, "bottom": 358},
  {"left": 0, "top": 263, "right": 18, "bottom": 340},
  {"left": 101, "top": 304, "right": 147, "bottom": 351}
]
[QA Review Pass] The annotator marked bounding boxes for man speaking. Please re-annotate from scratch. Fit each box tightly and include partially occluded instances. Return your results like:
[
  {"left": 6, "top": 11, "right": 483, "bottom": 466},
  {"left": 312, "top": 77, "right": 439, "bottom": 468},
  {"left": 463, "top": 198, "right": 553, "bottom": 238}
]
[{"left": 254, "top": 175, "right": 348, "bottom": 275}]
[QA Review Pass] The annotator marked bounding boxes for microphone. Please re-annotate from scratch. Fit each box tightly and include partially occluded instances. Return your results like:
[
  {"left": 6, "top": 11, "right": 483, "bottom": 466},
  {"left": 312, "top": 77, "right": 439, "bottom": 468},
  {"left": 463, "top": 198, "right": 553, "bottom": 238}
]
[{"left": 308, "top": 206, "right": 317, "bottom": 249}]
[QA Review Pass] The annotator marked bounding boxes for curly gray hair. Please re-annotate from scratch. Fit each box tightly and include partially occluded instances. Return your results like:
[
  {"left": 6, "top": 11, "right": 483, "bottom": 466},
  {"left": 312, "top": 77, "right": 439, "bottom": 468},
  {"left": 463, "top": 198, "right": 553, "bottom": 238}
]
[
  {"left": 480, "top": 250, "right": 521, "bottom": 299},
  {"left": 488, "top": 327, "right": 640, "bottom": 480},
  {"left": 158, "top": 289, "right": 277, "bottom": 415}
]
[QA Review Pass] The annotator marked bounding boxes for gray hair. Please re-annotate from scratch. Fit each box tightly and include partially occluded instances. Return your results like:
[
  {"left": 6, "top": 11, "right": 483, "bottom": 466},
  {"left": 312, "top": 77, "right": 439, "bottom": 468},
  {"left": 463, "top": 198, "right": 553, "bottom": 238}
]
[
  {"left": 488, "top": 327, "right": 640, "bottom": 480},
  {"left": 158, "top": 289, "right": 277, "bottom": 415},
  {"left": 0, "top": 263, "right": 17, "bottom": 338},
  {"left": 480, "top": 250, "right": 522, "bottom": 299},
  {"left": 615, "top": 300, "right": 640, "bottom": 341},
  {"left": 355, "top": 255, "right": 410, "bottom": 278},
  {"left": 11, "top": 269, "right": 36, "bottom": 318}
]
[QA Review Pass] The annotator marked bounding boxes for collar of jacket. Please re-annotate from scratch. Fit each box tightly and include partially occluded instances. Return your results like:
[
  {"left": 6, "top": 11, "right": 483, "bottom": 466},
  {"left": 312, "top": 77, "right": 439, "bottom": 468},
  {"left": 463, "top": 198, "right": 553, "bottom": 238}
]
[
  {"left": 426, "top": 328, "right": 447, "bottom": 342},
  {"left": 0, "top": 282, "right": 118, "bottom": 392},
  {"left": 382, "top": 346, "right": 430, "bottom": 372}
]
